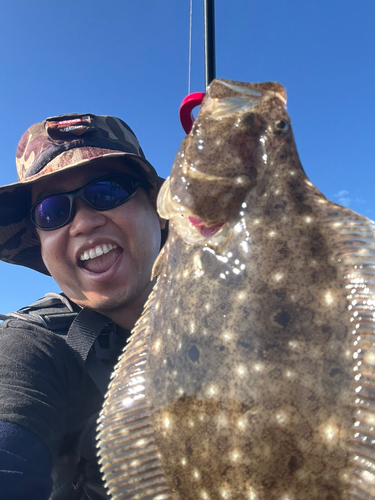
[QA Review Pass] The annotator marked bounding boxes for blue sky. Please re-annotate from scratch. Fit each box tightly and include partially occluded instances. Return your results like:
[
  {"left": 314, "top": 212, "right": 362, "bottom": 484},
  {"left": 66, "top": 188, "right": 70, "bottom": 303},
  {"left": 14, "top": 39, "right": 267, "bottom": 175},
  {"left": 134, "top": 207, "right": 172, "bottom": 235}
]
[{"left": 0, "top": 0, "right": 374, "bottom": 312}]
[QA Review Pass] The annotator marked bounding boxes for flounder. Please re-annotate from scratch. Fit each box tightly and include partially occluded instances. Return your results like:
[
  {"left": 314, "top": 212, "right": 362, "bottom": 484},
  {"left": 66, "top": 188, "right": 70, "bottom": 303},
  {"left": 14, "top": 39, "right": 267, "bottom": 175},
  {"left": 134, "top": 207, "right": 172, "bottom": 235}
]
[{"left": 98, "top": 79, "right": 375, "bottom": 499}]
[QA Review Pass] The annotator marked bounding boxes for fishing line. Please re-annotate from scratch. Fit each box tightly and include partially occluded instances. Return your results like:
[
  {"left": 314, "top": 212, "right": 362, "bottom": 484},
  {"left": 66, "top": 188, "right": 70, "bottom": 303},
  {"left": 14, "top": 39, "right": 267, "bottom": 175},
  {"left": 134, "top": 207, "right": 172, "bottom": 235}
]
[{"left": 188, "top": 0, "right": 193, "bottom": 94}]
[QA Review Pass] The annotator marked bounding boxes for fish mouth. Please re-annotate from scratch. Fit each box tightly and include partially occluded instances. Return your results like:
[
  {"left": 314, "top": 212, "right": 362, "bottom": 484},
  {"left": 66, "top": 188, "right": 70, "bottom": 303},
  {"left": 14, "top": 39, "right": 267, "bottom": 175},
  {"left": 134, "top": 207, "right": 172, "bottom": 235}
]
[{"left": 188, "top": 215, "right": 225, "bottom": 237}]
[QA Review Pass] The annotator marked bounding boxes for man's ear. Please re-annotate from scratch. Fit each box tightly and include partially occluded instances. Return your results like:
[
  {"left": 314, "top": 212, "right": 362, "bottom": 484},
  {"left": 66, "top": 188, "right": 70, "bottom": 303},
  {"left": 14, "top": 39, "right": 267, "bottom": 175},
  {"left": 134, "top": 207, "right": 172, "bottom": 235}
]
[{"left": 148, "top": 187, "right": 166, "bottom": 230}]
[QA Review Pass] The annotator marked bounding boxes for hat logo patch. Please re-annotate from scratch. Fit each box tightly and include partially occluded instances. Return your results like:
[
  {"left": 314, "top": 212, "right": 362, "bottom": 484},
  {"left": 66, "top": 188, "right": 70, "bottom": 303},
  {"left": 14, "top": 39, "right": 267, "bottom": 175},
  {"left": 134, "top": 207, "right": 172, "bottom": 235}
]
[{"left": 57, "top": 118, "right": 84, "bottom": 133}]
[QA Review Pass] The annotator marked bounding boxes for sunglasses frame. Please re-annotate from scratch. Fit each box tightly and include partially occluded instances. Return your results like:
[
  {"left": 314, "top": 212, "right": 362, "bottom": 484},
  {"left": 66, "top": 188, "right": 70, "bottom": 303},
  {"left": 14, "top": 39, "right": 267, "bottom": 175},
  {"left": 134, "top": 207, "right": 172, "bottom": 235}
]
[{"left": 30, "top": 173, "right": 145, "bottom": 231}]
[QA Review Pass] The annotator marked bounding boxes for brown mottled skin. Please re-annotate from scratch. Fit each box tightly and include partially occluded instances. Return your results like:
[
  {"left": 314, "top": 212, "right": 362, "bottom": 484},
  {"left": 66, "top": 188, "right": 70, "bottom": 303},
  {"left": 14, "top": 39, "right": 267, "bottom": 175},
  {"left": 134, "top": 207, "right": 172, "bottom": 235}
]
[{"left": 98, "top": 80, "right": 375, "bottom": 499}]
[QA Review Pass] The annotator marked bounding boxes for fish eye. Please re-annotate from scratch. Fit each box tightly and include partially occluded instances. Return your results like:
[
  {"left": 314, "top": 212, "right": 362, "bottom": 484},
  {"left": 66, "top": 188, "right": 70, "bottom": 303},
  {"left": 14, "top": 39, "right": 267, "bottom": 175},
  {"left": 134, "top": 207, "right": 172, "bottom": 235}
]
[{"left": 272, "top": 119, "right": 290, "bottom": 136}]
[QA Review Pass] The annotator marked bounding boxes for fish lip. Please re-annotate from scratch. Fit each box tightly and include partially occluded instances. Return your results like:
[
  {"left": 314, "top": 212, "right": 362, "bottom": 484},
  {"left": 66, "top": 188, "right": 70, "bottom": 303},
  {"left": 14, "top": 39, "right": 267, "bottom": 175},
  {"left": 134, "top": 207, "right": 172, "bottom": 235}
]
[
  {"left": 188, "top": 215, "right": 225, "bottom": 236},
  {"left": 75, "top": 239, "right": 123, "bottom": 265}
]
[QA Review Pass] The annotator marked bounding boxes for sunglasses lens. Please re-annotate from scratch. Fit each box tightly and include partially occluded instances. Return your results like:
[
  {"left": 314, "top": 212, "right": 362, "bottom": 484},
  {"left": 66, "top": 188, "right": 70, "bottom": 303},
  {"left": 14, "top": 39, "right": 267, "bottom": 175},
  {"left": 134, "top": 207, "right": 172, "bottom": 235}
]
[
  {"left": 32, "top": 176, "right": 140, "bottom": 230},
  {"left": 84, "top": 179, "right": 132, "bottom": 209},
  {"left": 34, "top": 195, "right": 71, "bottom": 229}
]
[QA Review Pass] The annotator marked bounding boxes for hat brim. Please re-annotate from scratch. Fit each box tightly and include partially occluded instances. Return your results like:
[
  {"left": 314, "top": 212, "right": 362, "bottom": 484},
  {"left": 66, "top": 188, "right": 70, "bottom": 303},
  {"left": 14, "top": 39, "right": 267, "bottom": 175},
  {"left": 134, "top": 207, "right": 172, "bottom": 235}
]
[{"left": 0, "top": 147, "right": 164, "bottom": 275}]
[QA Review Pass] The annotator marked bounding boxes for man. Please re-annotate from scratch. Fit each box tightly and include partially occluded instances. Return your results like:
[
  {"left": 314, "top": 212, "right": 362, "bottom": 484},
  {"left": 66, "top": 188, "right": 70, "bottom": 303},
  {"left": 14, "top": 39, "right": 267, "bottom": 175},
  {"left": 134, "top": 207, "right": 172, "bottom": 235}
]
[{"left": 0, "top": 113, "right": 167, "bottom": 499}]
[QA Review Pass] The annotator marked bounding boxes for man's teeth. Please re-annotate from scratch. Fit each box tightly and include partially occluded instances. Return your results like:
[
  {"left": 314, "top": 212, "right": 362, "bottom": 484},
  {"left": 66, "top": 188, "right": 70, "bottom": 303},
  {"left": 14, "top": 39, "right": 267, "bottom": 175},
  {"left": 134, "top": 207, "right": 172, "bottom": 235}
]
[{"left": 80, "top": 243, "right": 118, "bottom": 261}]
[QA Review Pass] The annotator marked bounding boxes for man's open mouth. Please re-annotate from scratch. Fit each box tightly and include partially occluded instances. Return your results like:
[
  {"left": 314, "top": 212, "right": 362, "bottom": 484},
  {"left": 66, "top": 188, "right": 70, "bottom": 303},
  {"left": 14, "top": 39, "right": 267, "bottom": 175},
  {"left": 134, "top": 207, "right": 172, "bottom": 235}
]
[{"left": 79, "top": 243, "right": 123, "bottom": 273}]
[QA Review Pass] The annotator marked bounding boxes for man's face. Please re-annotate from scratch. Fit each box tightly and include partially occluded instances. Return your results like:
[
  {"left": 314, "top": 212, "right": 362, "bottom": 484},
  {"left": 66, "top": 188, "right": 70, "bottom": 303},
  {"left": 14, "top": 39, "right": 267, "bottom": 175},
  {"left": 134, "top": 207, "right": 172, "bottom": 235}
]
[{"left": 32, "top": 157, "right": 165, "bottom": 328}]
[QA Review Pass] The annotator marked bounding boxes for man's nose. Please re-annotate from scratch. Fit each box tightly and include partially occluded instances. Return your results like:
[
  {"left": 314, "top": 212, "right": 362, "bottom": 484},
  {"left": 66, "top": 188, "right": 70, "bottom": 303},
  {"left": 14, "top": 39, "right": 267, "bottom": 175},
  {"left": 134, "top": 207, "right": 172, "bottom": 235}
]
[{"left": 69, "top": 199, "right": 108, "bottom": 236}]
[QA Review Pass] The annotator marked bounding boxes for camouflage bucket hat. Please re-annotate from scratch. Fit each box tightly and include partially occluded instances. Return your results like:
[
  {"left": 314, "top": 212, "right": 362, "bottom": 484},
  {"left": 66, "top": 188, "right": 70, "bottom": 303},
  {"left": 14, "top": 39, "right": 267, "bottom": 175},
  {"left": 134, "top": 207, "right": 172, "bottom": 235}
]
[{"left": 0, "top": 113, "right": 163, "bottom": 275}]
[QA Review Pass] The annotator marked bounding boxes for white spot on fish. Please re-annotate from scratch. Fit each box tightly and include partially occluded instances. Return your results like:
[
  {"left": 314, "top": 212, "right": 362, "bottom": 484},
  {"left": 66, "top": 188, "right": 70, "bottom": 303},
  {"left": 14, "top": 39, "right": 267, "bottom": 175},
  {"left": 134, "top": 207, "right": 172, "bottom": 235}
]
[
  {"left": 248, "top": 487, "right": 258, "bottom": 500},
  {"left": 207, "top": 384, "right": 219, "bottom": 397},
  {"left": 230, "top": 449, "right": 241, "bottom": 462},
  {"left": 275, "top": 411, "right": 289, "bottom": 426},
  {"left": 220, "top": 487, "right": 231, "bottom": 499},
  {"left": 235, "top": 176, "right": 246, "bottom": 184},
  {"left": 217, "top": 255, "right": 228, "bottom": 263},
  {"left": 237, "top": 418, "right": 246, "bottom": 431},
  {"left": 321, "top": 422, "right": 339, "bottom": 443},
  {"left": 325, "top": 291, "right": 334, "bottom": 305},
  {"left": 163, "top": 415, "right": 172, "bottom": 430},
  {"left": 222, "top": 332, "right": 232, "bottom": 342},
  {"left": 233, "top": 268, "right": 240, "bottom": 275},
  {"left": 289, "top": 171, "right": 296, "bottom": 176},
  {"left": 181, "top": 457, "right": 187, "bottom": 466},
  {"left": 193, "top": 469, "right": 201, "bottom": 480},
  {"left": 364, "top": 351, "right": 375, "bottom": 365},
  {"left": 189, "top": 420, "right": 195, "bottom": 428},
  {"left": 236, "top": 365, "right": 247, "bottom": 377},
  {"left": 273, "top": 272, "right": 284, "bottom": 282},
  {"left": 237, "top": 291, "right": 246, "bottom": 301},
  {"left": 241, "top": 241, "right": 249, "bottom": 252},
  {"left": 200, "top": 491, "right": 209, "bottom": 500},
  {"left": 253, "top": 362, "right": 265, "bottom": 372},
  {"left": 284, "top": 369, "right": 296, "bottom": 380},
  {"left": 154, "top": 339, "right": 161, "bottom": 352},
  {"left": 190, "top": 322, "right": 195, "bottom": 334},
  {"left": 268, "top": 231, "right": 276, "bottom": 238},
  {"left": 305, "top": 216, "right": 312, "bottom": 223},
  {"left": 205, "top": 303, "right": 211, "bottom": 312},
  {"left": 288, "top": 340, "right": 299, "bottom": 350}
]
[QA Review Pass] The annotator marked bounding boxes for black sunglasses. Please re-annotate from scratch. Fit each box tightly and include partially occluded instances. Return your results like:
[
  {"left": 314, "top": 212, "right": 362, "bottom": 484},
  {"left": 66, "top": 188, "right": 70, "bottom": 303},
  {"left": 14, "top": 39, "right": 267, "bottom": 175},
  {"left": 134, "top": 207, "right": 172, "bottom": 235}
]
[{"left": 30, "top": 174, "right": 145, "bottom": 231}]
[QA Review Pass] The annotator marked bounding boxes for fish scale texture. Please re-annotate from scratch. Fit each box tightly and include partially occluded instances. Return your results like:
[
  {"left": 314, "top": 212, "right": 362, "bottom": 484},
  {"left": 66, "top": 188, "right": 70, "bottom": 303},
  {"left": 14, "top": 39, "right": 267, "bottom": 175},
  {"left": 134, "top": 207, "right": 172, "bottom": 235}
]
[{"left": 98, "top": 79, "right": 375, "bottom": 499}]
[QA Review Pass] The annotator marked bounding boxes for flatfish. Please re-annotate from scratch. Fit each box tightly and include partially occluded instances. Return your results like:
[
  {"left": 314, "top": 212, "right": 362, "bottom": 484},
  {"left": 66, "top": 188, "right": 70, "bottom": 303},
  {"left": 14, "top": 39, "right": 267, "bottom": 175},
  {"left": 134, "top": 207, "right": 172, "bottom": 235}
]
[{"left": 97, "top": 79, "right": 375, "bottom": 499}]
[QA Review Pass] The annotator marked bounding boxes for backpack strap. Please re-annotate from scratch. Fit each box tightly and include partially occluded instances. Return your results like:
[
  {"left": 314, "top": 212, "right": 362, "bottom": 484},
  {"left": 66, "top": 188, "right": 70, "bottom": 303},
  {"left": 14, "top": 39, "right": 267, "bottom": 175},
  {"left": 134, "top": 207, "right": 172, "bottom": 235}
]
[
  {"left": 66, "top": 308, "right": 113, "bottom": 394},
  {"left": 0, "top": 293, "right": 78, "bottom": 331},
  {"left": 1, "top": 294, "right": 115, "bottom": 395}
]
